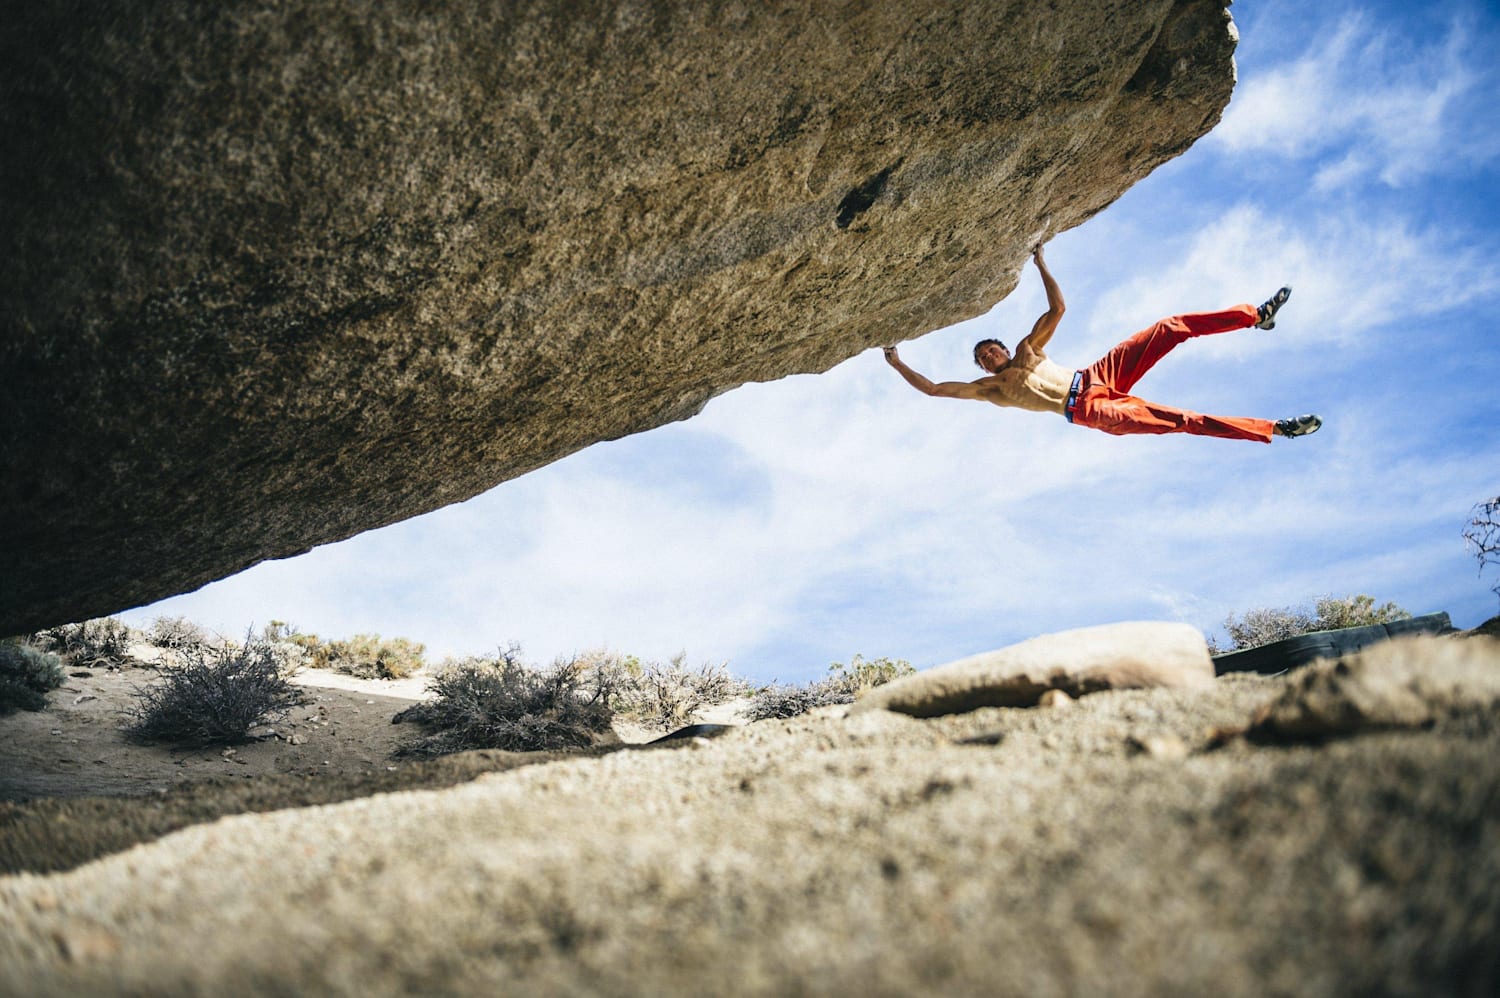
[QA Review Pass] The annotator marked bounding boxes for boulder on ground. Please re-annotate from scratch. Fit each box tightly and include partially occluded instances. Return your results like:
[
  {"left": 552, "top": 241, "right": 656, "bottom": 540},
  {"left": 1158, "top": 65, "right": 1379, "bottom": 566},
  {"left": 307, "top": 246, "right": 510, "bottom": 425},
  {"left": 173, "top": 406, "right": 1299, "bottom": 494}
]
[{"left": 853, "top": 621, "right": 1215, "bottom": 717}]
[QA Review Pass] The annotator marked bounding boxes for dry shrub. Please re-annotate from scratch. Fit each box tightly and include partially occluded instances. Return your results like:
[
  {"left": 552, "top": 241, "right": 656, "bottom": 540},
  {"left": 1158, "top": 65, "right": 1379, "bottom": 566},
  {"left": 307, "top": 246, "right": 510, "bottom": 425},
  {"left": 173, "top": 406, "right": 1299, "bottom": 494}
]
[
  {"left": 30, "top": 617, "right": 136, "bottom": 668},
  {"left": 394, "top": 647, "right": 612, "bottom": 756},
  {"left": 0, "top": 640, "right": 65, "bottom": 714},
  {"left": 1213, "top": 594, "right": 1411, "bottom": 653},
  {"left": 744, "top": 654, "right": 914, "bottom": 721},
  {"left": 146, "top": 615, "right": 213, "bottom": 651},
  {"left": 827, "top": 654, "right": 915, "bottom": 694},
  {"left": 292, "top": 631, "right": 426, "bottom": 679},
  {"left": 125, "top": 637, "right": 303, "bottom": 746},
  {"left": 1464, "top": 496, "right": 1500, "bottom": 605},
  {"left": 625, "top": 655, "right": 751, "bottom": 732},
  {"left": 743, "top": 680, "right": 854, "bottom": 721}
]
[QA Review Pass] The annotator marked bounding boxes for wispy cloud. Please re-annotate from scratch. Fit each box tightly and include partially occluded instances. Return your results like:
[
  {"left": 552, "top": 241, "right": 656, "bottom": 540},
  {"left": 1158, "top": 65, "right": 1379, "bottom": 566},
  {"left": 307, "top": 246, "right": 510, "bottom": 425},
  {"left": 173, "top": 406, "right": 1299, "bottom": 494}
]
[{"left": 1214, "top": 8, "right": 1500, "bottom": 190}]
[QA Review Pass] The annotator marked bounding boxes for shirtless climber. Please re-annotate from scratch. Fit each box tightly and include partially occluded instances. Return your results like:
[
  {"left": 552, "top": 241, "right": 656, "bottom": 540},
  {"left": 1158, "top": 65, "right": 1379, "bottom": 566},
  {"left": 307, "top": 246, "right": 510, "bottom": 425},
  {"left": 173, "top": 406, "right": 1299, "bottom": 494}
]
[{"left": 883, "top": 244, "right": 1321, "bottom": 443}]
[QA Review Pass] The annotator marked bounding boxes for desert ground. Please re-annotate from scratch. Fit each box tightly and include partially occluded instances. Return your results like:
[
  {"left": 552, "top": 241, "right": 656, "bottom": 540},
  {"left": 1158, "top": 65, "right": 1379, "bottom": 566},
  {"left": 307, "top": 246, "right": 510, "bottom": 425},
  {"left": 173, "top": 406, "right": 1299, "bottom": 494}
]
[{"left": 2, "top": 627, "right": 1498, "bottom": 996}]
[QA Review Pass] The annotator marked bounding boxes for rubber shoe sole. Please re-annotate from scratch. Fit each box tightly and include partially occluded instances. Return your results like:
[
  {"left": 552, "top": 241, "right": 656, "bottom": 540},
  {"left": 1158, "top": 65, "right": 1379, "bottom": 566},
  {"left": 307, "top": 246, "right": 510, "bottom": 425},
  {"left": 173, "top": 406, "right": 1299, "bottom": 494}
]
[
  {"left": 1275, "top": 414, "right": 1322, "bottom": 438},
  {"left": 1256, "top": 286, "right": 1292, "bottom": 330}
]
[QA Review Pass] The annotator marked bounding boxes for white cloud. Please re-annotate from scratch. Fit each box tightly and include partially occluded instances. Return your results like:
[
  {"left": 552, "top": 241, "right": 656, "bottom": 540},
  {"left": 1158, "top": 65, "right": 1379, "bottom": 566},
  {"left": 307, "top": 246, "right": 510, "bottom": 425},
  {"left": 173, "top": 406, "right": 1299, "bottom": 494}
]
[
  {"left": 1084, "top": 202, "right": 1500, "bottom": 365},
  {"left": 1214, "top": 9, "right": 1499, "bottom": 189}
]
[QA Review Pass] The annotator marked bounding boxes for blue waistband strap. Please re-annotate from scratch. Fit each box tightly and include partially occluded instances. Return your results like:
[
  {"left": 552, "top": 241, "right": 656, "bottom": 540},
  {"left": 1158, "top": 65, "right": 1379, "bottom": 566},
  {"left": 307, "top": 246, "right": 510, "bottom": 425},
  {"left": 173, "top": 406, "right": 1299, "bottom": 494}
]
[{"left": 1065, "top": 371, "right": 1083, "bottom": 423}]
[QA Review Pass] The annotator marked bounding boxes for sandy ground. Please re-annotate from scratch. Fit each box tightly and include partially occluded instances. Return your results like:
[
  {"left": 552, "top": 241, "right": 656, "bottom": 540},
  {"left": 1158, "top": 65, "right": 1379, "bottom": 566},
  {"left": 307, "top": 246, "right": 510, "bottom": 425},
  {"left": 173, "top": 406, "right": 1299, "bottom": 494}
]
[
  {"left": 0, "top": 663, "right": 751, "bottom": 802},
  {"left": 2, "top": 632, "right": 1498, "bottom": 996},
  {"left": 0, "top": 667, "right": 431, "bottom": 802}
]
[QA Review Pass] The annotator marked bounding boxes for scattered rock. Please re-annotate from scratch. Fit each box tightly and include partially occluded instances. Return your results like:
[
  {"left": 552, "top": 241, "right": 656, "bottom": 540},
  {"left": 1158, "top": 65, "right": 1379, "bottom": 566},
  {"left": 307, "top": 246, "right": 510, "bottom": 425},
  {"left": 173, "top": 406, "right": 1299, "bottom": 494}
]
[
  {"left": 1038, "top": 689, "right": 1074, "bottom": 709},
  {"left": 1129, "top": 734, "right": 1189, "bottom": 760},
  {"left": 853, "top": 622, "right": 1215, "bottom": 718}
]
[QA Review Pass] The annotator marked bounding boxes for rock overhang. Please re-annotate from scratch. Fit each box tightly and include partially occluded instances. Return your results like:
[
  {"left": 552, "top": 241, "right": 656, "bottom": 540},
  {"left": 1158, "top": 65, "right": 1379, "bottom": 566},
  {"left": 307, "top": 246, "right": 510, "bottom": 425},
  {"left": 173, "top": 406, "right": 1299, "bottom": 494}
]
[{"left": 0, "top": 0, "right": 1238, "bottom": 633}]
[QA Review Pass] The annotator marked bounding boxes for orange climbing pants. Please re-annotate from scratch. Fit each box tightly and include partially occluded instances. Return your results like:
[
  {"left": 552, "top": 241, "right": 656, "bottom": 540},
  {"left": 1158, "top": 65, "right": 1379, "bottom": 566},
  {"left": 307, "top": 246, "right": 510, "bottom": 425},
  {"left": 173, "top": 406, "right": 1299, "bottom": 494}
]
[{"left": 1065, "top": 305, "right": 1275, "bottom": 444}]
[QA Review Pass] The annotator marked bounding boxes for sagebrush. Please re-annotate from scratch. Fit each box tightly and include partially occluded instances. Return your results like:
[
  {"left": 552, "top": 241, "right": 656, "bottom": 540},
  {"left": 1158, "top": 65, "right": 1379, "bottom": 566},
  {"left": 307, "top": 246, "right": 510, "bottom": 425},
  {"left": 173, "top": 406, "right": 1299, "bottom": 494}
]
[
  {"left": 30, "top": 617, "right": 135, "bottom": 667},
  {"left": 394, "top": 647, "right": 612, "bottom": 756},
  {"left": 0, "top": 640, "right": 65, "bottom": 714},
  {"left": 744, "top": 654, "right": 914, "bottom": 721},
  {"left": 1212, "top": 594, "right": 1411, "bottom": 653},
  {"left": 146, "top": 615, "right": 213, "bottom": 651},
  {"left": 288, "top": 630, "right": 426, "bottom": 679},
  {"left": 125, "top": 637, "right": 304, "bottom": 746},
  {"left": 625, "top": 655, "right": 751, "bottom": 731}
]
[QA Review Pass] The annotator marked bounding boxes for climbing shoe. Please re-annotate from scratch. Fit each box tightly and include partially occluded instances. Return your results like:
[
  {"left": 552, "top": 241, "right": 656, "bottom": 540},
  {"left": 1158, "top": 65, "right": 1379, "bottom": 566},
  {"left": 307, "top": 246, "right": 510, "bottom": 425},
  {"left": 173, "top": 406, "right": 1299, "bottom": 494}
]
[
  {"left": 1255, "top": 286, "right": 1292, "bottom": 329},
  {"left": 1274, "top": 414, "right": 1322, "bottom": 438}
]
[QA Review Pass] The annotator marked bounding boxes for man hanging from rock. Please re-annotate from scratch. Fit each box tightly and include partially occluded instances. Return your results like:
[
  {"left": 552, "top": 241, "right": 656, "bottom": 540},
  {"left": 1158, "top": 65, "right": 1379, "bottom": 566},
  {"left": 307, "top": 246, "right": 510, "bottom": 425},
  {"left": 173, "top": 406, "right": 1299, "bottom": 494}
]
[{"left": 882, "top": 243, "right": 1321, "bottom": 443}]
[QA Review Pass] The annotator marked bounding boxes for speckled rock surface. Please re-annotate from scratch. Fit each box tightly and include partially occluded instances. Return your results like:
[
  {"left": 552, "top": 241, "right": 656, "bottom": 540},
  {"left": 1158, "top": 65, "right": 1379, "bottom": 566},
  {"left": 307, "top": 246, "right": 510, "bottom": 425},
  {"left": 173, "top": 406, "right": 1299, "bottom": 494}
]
[
  {"left": 1, "top": 635, "right": 1497, "bottom": 995},
  {"left": 0, "top": 0, "right": 1238, "bottom": 632},
  {"left": 854, "top": 620, "right": 1216, "bottom": 716},
  {"left": 1249, "top": 634, "right": 1500, "bottom": 741}
]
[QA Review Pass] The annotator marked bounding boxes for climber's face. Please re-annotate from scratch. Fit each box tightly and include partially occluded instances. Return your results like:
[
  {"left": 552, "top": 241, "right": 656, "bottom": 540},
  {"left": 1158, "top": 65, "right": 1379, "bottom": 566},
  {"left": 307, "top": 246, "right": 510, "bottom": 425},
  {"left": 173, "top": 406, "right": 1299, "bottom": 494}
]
[{"left": 974, "top": 340, "right": 1011, "bottom": 374}]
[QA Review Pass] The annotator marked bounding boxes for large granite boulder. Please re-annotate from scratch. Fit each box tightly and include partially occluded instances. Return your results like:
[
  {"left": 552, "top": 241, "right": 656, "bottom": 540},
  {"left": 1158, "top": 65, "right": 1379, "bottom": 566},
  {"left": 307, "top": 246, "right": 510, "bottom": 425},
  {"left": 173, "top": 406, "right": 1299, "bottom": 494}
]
[
  {"left": 0, "top": 0, "right": 1238, "bottom": 633},
  {"left": 853, "top": 621, "right": 1217, "bottom": 716}
]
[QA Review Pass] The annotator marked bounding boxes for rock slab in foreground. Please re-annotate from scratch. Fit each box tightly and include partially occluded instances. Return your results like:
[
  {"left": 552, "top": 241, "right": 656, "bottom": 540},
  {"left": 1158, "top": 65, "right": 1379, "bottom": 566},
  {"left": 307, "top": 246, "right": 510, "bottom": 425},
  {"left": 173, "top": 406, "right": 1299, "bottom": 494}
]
[
  {"left": 0, "top": 0, "right": 1238, "bottom": 632},
  {"left": 1, "top": 636, "right": 1495, "bottom": 995},
  {"left": 854, "top": 620, "right": 1216, "bottom": 717},
  {"left": 1249, "top": 633, "right": 1500, "bottom": 742}
]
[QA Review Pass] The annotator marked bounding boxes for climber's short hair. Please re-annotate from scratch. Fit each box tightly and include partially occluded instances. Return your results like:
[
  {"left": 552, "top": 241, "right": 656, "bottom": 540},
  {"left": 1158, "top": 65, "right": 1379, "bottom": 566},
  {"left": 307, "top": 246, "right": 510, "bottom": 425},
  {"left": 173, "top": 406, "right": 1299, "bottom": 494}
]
[{"left": 973, "top": 338, "right": 1008, "bottom": 369}]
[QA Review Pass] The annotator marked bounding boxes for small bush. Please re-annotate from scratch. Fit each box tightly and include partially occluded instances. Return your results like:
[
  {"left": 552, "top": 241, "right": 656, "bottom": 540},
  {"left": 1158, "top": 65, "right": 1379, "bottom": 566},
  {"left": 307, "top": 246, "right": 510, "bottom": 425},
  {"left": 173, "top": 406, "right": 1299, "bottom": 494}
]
[
  {"left": 395, "top": 647, "right": 612, "bottom": 757},
  {"left": 570, "top": 648, "right": 644, "bottom": 712},
  {"left": 0, "top": 640, "right": 65, "bottom": 714},
  {"left": 743, "top": 680, "right": 855, "bottom": 721},
  {"left": 146, "top": 615, "right": 212, "bottom": 650},
  {"left": 1310, "top": 595, "right": 1409, "bottom": 631},
  {"left": 1213, "top": 593, "right": 1412, "bottom": 653},
  {"left": 828, "top": 654, "right": 915, "bottom": 694},
  {"left": 299, "top": 632, "right": 426, "bottom": 679},
  {"left": 31, "top": 617, "right": 135, "bottom": 667},
  {"left": 125, "top": 637, "right": 303, "bottom": 746},
  {"left": 625, "top": 655, "right": 752, "bottom": 732},
  {"left": 743, "top": 653, "right": 914, "bottom": 721},
  {"left": 1463, "top": 496, "right": 1500, "bottom": 605}
]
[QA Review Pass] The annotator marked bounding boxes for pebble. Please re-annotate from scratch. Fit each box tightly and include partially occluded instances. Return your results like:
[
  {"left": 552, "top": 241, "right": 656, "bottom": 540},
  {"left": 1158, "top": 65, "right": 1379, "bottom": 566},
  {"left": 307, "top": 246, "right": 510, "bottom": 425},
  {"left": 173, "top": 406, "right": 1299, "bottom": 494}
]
[{"left": 1130, "top": 734, "right": 1188, "bottom": 760}]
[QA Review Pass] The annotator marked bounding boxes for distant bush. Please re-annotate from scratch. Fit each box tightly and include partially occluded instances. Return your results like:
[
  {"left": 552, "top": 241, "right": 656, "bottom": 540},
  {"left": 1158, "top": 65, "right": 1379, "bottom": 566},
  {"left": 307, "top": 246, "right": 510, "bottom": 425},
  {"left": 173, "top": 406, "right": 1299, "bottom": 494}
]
[
  {"left": 1212, "top": 594, "right": 1411, "bottom": 653},
  {"left": 743, "top": 653, "right": 914, "bottom": 721},
  {"left": 0, "top": 640, "right": 66, "bottom": 714},
  {"left": 125, "top": 637, "right": 303, "bottom": 746},
  {"left": 31, "top": 617, "right": 136, "bottom": 667},
  {"left": 571, "top": 648, "right": 644, "bottom": 712},
  {"left": 623, "top": 655, "right": 752, "bottom": 732},
  {"left": 395, "top": 646, "right": 612, "bottom": 757},
  {"left": 146, "top": 615, "right": 213, "bottom": 651},
  {"left": 743, "top": 679, "right": 855, "bottom": 721},
  {"left": 827, "top": 654, "right": 915, "bottom": 694},
  {"left": 1462, "top": 496, "right": 1500, "bottom": 607},
  {"left": 290, "top": 631, "right": 426, "bottom": 679}
]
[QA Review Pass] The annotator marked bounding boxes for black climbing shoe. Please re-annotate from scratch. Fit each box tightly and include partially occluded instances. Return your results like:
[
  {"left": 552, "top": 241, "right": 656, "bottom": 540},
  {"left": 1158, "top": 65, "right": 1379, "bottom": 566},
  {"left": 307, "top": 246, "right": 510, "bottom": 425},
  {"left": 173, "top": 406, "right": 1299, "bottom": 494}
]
[
  {"left": 1255, "top": 286, "right": 1292, "bottom": 329},
  {"left": 1274, "top": 414, "right": 1322, "bottom": 438}
]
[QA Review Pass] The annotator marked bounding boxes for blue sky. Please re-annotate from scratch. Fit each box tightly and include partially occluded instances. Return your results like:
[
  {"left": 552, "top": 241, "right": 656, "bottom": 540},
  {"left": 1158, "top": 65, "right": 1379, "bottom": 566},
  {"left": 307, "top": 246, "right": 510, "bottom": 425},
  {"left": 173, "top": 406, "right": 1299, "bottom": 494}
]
[{"left": 122, "top": 0, "right": 1500, "bottom": 684}]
